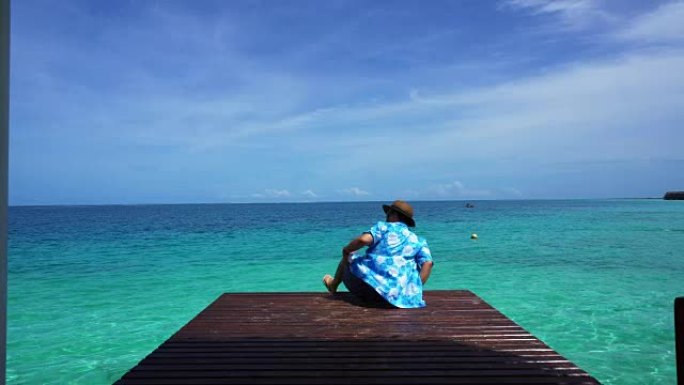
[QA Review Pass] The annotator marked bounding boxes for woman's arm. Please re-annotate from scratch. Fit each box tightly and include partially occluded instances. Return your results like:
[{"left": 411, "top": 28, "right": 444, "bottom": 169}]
[
  {"left": 342, "top": 233, "right": 373, "bottom": 261},
  {"left": 420, "top": 261, "right": 434, "bottom": 284}
]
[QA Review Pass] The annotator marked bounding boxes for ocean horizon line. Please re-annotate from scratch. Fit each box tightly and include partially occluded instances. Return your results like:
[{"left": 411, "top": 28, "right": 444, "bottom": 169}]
[{"left": 7, "top": 196, "right": 666, "bottom": 208}]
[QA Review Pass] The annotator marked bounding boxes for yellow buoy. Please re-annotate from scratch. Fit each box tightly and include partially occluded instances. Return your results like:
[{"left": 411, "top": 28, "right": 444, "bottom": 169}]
[{"left": 470, "top": 233, "right": 478, "bottom": 240}]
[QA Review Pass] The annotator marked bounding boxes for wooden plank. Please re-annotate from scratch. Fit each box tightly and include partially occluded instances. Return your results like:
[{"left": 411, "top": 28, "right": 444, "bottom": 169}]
[
  {"left": 117, "top": 376, "right": 596, "bottom": 385},
  {"left": 115, "top": 291, "right": 601, "bottom": 384}
]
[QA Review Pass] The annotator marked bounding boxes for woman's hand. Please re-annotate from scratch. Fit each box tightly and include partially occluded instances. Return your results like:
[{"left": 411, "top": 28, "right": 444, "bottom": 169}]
[{"left": 420, "top": 261, "right": 434, "bottom": 284}]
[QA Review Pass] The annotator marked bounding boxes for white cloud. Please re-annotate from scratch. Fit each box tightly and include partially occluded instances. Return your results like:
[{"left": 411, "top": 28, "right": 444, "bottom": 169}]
[
  {"left": 501, "top": 187, "right": 524, "bottom": 197},
  {"left": 405, "top": 181, "right": 523, "bottom": 200},
  {"left": 340, "top": 187, "right": 370, "bottom": 197},
  {"left": 430, "top": 181, "right": 493, "bottom": 199},
  {"left": 252, "top": 189, "right": 292, "bottom": 199},
  {"left": 505, "top": 0, "right": 593, "bottom": 14},
  {"left": 302, "top": 189, "right": 318, "bottom": 198},
  {"left": 500, "top": 0, "right": 612, "bottom": 30},
  {"left": 616, "top": 1, "right": 684, "bottom": 43},
  {"left": 143, "top": 46, "right": 684, "bottom": 183},
  {"left": 305, "top": 48, "right": 684, "bottom": 182},
  {"left": 266, "top": 189, "right": 292, "bottom": 198}
]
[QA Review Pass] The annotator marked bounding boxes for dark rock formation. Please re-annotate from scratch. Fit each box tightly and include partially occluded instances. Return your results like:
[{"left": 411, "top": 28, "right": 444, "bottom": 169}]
[{"left": 664, "top": 191, "right": 684, "bottom": 200}]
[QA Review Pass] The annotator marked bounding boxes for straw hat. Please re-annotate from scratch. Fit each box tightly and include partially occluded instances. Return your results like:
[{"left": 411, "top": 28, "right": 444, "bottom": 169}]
[{"left": 382, "top": 200, "right": 416, "bottom": 227}]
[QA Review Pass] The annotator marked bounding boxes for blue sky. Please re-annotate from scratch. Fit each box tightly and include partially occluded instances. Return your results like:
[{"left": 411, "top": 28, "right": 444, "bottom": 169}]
[{"left": 9, "top": 0, "right": 684, "bottom": 204}]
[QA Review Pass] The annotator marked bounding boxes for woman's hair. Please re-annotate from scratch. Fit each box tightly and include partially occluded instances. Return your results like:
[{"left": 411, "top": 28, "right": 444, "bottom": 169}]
[
  {"left": 387, "top": 209, "right": 412, "bottom": 226},
  {"left": 397, "top": 213, "right": 413, "bottom": 226}
]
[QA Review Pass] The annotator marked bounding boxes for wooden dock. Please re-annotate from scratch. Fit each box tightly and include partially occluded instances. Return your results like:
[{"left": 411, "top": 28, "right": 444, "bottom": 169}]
[{"left": 115, "top": 290, "right": 600, "bottom": 384}]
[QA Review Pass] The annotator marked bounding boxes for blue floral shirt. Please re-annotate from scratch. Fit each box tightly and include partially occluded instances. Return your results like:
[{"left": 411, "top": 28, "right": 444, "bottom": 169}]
[{"left": 349, "top": 221, "right": 433, "bottom": 308}]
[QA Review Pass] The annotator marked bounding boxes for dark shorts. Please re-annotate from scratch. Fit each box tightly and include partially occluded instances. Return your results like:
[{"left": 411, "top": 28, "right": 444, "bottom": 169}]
[{"left": 342, "top": 266, "right": 391, "bottom": 306}]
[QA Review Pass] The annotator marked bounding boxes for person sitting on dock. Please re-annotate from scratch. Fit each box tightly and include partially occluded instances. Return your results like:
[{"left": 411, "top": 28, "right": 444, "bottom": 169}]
[{"left": 323, "top": 200, "right": 434, "bottom": 308}]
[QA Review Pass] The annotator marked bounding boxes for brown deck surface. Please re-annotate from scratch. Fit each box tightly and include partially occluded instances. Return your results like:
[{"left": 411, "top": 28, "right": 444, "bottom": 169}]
[{"left": 115, "top": 290, "right": 600, "bottom": 384}]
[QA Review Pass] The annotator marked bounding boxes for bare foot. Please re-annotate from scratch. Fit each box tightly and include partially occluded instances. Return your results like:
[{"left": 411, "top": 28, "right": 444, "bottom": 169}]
[{"left": 322, "top": 274, "right": 337, "bottom": 293}]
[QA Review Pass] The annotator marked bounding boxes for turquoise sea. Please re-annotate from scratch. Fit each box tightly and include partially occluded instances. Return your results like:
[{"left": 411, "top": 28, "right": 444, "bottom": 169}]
[{"left": 7, "top": 200, "right": 684, "bottom": 384}]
